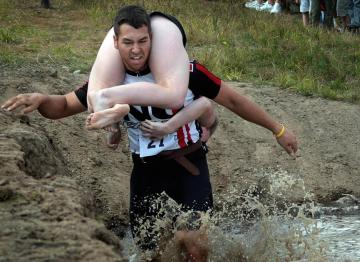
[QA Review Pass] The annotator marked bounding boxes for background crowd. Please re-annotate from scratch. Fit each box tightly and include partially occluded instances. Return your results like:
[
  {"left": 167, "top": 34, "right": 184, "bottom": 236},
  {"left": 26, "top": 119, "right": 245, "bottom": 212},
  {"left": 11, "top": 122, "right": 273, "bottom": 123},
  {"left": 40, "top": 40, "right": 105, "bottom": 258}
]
[{"left": 245, "top": 0, "right": 360, "bottom": 32}]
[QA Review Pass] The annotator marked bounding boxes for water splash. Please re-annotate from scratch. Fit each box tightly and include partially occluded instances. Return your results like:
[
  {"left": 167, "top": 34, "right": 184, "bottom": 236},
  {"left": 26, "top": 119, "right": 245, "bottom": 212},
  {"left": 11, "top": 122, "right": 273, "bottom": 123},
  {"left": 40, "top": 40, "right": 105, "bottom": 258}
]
[{"left": 122, "top": 168, "right": 359, "bottom": 261}]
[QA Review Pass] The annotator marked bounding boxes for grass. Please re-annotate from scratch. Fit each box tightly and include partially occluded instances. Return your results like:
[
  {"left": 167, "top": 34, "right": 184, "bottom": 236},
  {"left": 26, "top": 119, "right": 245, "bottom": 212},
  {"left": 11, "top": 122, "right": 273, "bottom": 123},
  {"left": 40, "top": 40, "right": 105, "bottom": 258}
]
[{"left": 0, "top": 0, "right": 359, "bottom": 102}]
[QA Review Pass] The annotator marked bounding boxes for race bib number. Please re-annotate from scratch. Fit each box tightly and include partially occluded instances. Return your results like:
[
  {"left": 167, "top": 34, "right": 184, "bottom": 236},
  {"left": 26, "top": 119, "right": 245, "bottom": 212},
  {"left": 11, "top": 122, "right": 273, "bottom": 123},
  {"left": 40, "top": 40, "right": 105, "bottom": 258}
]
[{"left": 139, "top": 133, "right": 176, "bottom": 157}]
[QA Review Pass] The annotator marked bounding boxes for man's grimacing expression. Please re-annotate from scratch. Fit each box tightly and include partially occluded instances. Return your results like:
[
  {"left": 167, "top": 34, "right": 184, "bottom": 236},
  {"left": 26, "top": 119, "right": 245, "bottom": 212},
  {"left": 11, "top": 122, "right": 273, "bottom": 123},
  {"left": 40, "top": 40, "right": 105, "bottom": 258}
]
[{"left": 114, "top": 24, "right": 151, "bottom": 72}]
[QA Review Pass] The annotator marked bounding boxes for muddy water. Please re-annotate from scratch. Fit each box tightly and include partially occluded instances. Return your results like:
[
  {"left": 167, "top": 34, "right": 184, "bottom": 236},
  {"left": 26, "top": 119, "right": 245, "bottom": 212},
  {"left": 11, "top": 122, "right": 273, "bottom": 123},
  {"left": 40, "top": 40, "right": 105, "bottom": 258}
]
[
  {"left": 122, "top": 213, "right": 360, "bottom": 261},
  {"left": 318, "top": 215, "right": 360, "bottom": 261},
  {"left": 213, "top": 213, "right": 360, "bottom": 261},
  {"left": 120, "top": 171, "right": 360, "bottom": 261}
]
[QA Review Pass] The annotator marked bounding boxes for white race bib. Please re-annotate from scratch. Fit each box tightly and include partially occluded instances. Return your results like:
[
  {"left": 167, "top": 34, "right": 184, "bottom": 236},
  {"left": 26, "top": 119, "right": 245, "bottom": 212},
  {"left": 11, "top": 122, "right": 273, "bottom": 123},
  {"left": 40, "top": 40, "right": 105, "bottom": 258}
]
[{"left": 139, "top": 133, "right": 177, "bottom": 157}]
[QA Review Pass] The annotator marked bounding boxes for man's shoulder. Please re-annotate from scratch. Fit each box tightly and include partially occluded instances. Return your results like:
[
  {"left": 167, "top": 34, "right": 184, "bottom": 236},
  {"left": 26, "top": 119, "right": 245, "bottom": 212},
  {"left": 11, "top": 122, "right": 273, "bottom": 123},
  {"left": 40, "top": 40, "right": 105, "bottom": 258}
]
[{"left": 188, "top": 60, "right": 222, "bottom": 99}]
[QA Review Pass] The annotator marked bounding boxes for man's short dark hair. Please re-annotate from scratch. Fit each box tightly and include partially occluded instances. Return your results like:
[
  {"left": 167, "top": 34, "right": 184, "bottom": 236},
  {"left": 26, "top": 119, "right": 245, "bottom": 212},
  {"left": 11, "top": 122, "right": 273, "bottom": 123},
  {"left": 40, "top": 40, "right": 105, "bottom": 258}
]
[{"left": 113, "top": 5, "right": 151, "bottom": 37}]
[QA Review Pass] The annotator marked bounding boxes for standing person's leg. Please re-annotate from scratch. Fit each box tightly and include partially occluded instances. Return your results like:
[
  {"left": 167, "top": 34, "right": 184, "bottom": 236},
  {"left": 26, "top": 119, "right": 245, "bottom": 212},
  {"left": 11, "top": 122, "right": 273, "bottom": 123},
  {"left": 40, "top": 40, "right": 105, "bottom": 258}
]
[
  {"left": 129, "top": 156, "right": 169, "bottom": 254},
  {"left": 131, "top": 148, "right": 212, "bottom": 260},
  {"left": 301, "top": 0, "right": 311, "bottom": 25},
  {"left": 303, "top": 12, "right": 310, "bottom": 25},
  {"left": 323, "top": 0, "right": 336, "bottom": 28},
  {"left": 337, "top": 0, "right": 351, "bottom": 30},
  {"left": 171, "top": 149, "right": 213, "bottom": 262},
  {"left": 350, "top": 0, "right": 360, "bottom": 28},
  {"left": 41, "top": 0, "right": 51, "bottom": 8},
  {"left": 310, "top": 0, "right": 322, "bottom": 25}
]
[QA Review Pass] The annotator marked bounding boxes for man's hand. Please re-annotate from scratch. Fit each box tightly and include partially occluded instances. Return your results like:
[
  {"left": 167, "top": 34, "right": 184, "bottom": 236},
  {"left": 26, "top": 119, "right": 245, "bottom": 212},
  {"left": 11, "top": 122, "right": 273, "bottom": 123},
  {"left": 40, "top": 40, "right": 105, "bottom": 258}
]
[
  {"left": 2, "top": 93, "right": 46, "bottom": 114},
  {"left": 140, "top": 119, "right": 171, "bottom": 140},
  {"left": 201, "top": 127, "right": 211, "bottom": 142},
  {"left": 276, "top": 128, "right": 298, "bottom": 158},
  {"left": 106, "top": 129, "right": 122, "bottom": 150}
]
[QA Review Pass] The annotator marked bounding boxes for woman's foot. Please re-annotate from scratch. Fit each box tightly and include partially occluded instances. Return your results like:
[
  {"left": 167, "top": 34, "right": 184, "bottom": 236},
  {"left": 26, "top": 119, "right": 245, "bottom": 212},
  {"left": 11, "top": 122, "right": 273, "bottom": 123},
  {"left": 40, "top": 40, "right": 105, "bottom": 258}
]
[{"left": 86, "top": 104, "right": 129, "bottom": 130}]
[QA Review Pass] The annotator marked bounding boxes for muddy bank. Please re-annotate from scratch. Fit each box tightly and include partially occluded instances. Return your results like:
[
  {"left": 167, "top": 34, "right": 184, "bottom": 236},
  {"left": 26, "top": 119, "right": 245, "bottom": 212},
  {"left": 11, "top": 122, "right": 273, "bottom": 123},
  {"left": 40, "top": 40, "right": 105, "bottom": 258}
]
[
  {"left": 0, "top": 65, "right": 130, "bottom": 261},
  {"left": 209, "top": 82, "right": 360, "bottom": 206},
  {"left": 0, "top": 65, "right": 359, "bottom": 260},
  {"left": 0, "top": 110, "right": 126, "bottom": 261}
]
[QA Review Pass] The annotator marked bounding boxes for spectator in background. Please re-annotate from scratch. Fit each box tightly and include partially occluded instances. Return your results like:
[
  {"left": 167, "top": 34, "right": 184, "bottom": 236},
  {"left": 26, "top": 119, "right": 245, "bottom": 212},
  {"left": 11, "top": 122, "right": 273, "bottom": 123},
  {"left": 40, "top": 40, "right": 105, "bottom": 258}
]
[
  {"left": 335, "top": 0, "right": 359, "bottom": 33},
  {"left": 259, "top": 0, "right": 283, "bottom": 13},
  {"left": 246, "top": 0, "right": 283, "bottom": 13},
  {"left": 310, "top": 0, "right": 336, "bottom": 28},
  {"left": 299, "top": 0, "right": 310, "bottom": 26},
  {"left": 349, "top": 0, "right": 360, "bottom": 32},
  {"left": 337, "top": 0, "right": 351, "bottom": 31},
  {"left": 41, "top": 0, "right": 50, "bottom": 8},
  {"left": 245, "top": 0, "right": 265, "bottom": 11}
]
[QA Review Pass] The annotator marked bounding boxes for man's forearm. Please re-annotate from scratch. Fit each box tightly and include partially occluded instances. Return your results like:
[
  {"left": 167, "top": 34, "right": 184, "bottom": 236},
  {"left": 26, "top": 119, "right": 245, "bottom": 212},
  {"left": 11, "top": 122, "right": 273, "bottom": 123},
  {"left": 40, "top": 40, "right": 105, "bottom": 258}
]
[
  {"left": 215, "top": 82, "right": 282, "bottom": 134},
  {"left": 232, "top": 94, "right": 282, "bottom": 134},
  {"left": 37, "top": 95, "right": 68, "bottom": 119},
  {"left": 38, "top": 93, "right": 85, "bottom": 119},
  {"left": 1, "top": 93, "right": 70, "bottom": 120}
]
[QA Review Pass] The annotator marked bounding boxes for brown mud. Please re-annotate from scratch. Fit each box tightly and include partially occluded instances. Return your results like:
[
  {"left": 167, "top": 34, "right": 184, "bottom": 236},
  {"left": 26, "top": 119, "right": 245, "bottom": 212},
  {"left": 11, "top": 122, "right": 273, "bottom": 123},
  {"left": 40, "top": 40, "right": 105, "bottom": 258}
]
[{"left": 0, "top": 64, "right": 359, "bottom": 261}]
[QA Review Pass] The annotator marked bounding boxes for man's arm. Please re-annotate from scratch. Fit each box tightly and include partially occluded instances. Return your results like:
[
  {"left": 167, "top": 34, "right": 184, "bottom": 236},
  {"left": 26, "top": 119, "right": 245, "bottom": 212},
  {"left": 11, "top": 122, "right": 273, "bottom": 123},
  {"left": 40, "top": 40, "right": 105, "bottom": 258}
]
[
  {"left": 1, "top": 92, "right": 86, "bottom": 119},
  {"left": 140, "top": 97, "right": 216, "bottom": 140},
  {"left": 213, "top": 81, "right": 298, "bottom": 156},
  {"left": 2, "top": 91, "right": 122, "bottom": 150}
]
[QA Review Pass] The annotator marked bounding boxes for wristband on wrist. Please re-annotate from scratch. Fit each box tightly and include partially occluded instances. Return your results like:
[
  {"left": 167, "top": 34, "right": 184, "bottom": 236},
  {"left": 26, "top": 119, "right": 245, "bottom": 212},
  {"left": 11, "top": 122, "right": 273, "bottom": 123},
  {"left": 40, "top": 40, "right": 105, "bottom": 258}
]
[{"left": 274, "top": 124, "right": 285, "bottom": 138}]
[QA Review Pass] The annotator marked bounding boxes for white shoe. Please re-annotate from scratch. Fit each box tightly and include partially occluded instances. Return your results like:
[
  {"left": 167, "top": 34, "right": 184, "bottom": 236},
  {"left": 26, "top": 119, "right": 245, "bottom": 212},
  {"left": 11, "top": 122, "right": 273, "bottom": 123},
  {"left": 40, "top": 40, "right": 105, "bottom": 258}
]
[
  {"left": 259, "top": 1, "right": 274, "bottom": 12},
  {"left": 245, "top": 0, "right": 262, "bottom": 10},
  {"left": 255, "top": 2, "right": 263, "bottom": 10},
  {"left": 270, "top": 2, "right": 282, "bottom": 13},
  {"left": 245, "top": 0, "right": 256, "bottom": 7}
]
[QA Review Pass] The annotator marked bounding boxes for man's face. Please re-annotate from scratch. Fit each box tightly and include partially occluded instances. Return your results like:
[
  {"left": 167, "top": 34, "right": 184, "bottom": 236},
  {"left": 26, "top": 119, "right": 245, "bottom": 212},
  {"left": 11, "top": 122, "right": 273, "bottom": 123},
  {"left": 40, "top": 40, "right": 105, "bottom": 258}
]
[{"left": 114, "top": 24, "right": 151, "bottom": 72}]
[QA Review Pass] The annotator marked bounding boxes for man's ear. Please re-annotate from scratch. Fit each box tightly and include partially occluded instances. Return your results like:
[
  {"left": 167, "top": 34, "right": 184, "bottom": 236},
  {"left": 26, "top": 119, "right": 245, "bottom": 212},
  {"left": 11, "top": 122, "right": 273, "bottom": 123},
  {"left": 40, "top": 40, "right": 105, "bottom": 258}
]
[{"left": 113, "top": 35, "right": 119, "bottom": 50}]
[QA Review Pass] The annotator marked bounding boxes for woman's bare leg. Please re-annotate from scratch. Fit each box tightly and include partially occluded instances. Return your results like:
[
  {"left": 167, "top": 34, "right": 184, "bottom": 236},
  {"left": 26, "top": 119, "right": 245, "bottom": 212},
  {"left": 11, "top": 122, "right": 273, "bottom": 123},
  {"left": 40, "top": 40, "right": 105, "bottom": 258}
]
[
  {"left": 86, "top": 27, "right": 126, "bottom": 149},
  {"left": 148, "top": 15, "right": 189, "bottom": 101},
  {"left": 86, "top": 104, "right": 129, "bottom": 130},
  {"left": 87, "top": 28, "right": 125, "bottom": 113},
  {"left": 87, "top": 13, "right": 190, "bottom": 150},
  {"left": 88, "top": 16, "right": 189, "bottom": 111}
]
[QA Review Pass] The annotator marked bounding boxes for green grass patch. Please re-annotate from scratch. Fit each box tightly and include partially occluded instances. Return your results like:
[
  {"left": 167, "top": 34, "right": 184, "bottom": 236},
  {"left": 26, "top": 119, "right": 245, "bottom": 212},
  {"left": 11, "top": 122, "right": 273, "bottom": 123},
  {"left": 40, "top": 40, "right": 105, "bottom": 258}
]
[
  {"left": 0, "top": 50, "right": 25, "bottom": 65},
  {"left": 50, "top": 44, "right": 92, "bottom": 72},
  {"left": 0, "top": 28, "right": 20, "bottom": 44}
]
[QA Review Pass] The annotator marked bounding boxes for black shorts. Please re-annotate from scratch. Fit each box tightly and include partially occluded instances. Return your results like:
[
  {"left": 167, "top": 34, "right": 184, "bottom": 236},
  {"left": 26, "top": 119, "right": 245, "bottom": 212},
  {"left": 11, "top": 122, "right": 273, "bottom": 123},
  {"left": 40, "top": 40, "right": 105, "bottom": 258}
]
[{"left": 129, "top": 147, "right": 213, "bottom": 250}]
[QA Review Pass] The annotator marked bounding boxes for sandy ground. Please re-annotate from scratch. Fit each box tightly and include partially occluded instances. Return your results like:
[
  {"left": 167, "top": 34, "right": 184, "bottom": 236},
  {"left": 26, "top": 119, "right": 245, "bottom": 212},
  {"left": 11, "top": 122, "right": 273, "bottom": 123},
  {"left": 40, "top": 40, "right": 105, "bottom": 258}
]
[{"left": 0, "top": 64, "right": 359, "bottom": 261}]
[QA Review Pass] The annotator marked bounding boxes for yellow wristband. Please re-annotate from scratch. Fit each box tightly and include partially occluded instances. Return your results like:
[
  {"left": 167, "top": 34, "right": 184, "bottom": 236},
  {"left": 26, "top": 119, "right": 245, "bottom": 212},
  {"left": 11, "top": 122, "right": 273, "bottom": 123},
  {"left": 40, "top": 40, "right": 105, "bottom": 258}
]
[{"left": 275, "top": 125, "right": 285, "bottom": 138}]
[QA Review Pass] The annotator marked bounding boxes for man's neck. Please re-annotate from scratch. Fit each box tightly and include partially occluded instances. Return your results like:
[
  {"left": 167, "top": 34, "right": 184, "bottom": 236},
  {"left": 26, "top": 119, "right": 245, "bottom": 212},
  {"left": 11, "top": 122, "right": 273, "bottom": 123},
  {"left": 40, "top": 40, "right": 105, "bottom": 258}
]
[{"left": 125, "top": 66, "right": 151, "bottom": 76}]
